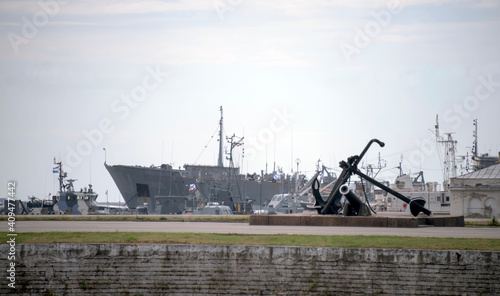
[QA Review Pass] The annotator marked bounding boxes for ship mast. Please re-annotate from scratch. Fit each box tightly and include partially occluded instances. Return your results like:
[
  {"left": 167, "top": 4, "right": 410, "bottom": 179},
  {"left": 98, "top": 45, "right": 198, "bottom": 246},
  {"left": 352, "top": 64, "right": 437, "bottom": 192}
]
[
  {"left": 217, "top": 106, "right": 224, "bottom": 167},
  {"left": 54, "top": 158, "right": 65, "bottom": 193},
  {"left": 472, "top": 119, "right": 478, "bottom": 157},
  {"left": 435, "top": 115, "right": 457, "bottom": 184},
  {"left": 226, "top": 133, "right": 244, "bottom": 201}
]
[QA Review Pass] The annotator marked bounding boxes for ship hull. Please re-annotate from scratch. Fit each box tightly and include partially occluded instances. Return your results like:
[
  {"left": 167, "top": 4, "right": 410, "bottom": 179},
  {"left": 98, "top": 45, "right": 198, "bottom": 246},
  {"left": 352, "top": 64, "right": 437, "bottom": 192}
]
[
  {"left": 105, "top": 164, "right": 192, "bottom": 209},
  {"left": 105, "top": 164, "right": 297, "bottom": 212}
]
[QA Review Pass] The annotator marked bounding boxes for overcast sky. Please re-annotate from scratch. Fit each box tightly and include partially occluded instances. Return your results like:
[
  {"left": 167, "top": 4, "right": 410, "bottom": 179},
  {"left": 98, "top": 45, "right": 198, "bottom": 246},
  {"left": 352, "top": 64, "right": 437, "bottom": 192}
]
[{"left": 1, "top": 0, "right": 499, "bottom": 203}]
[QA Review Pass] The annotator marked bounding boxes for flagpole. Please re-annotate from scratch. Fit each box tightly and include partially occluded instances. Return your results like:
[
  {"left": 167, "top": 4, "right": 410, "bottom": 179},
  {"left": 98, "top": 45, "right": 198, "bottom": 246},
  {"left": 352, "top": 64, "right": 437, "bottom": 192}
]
[
  {"left": 53, "top": 169, "right": 55, "bottom": 197},
  {"left": 53, "top": 157, "right": 56, "bottom": 195}
]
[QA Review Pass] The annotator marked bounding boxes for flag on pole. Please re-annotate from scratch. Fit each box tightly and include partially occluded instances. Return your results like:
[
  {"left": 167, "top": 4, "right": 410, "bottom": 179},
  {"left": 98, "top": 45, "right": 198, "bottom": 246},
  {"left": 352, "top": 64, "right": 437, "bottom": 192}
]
[
  {"left": 189, "top": 184, "right": 197, "bottom": 192},
  {"left": 273, "top": 174, "right": 279, "bottom": 180},
  {"left": 53, "top": 165, "right": 60, "bottom": 174}
]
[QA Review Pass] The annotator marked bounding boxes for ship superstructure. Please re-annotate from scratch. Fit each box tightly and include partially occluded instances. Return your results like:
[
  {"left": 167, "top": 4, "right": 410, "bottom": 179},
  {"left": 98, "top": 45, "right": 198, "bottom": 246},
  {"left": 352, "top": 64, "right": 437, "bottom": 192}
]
[{"left": 105, "top": 107, "right": 306, "bottom": 214}]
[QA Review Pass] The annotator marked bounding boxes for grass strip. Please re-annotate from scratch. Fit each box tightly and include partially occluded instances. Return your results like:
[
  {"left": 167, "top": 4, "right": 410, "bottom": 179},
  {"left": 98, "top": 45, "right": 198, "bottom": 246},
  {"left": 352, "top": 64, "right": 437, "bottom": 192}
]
[
  {"left": 0, "top": 215, "right": 249, "bottom": 223},
  {"left": 3, "top": 216, "right": 499, "bottom": 227},
  {"left": 2, "top": 216, "right": 499, "bottom": 227},
  {"left": 2, "top": 232, "right": 500, "bottom": 251}
]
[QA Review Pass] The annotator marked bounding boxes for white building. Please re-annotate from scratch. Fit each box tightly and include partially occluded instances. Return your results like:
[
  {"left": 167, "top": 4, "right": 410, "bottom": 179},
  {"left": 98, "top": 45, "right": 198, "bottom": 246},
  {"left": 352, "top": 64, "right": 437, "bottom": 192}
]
[
  {"left": 373, "top": 174, "right": 450, "bottom": 214},
  {"left": 449, "top": 163, "right": 500, "bottom": 218}
]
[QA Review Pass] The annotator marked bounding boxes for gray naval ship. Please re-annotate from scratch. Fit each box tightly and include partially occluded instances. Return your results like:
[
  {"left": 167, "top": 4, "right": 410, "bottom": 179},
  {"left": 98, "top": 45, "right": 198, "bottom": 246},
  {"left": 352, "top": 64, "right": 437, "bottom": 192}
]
[
  {"left": 105, "top": 107, "right": 309, "bottom": 215},
  {"left": 52, "top": 159, "right": 100, "bottom": 215},
  {"left": 1, "top": 160, "right": 100, "bottom": 216}
]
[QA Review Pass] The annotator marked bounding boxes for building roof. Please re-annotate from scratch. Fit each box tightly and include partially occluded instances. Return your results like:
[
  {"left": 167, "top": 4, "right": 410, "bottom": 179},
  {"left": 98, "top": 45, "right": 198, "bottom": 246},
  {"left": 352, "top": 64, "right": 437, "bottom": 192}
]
[{"left": 456, "top": 163, "right": 500, "bottom": 180}]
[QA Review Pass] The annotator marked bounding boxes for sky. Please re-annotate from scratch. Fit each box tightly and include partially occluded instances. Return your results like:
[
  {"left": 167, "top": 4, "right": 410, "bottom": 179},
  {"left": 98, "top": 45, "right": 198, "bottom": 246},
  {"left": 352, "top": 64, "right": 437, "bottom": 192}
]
[{"left": 1, "top": 0, "right": 500, "bottom": 203}]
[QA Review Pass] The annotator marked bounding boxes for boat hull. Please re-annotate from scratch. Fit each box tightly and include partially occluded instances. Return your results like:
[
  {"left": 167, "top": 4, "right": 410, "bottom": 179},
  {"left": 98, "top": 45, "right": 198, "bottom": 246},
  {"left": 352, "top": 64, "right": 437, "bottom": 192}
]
[{"left": 105, "top": 164, "right": 297, "bottom": 212}]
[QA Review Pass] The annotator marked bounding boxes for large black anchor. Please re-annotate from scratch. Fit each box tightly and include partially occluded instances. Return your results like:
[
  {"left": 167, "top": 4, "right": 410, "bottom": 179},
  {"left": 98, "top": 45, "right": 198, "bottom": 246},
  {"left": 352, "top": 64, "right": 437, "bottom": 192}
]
[{"left": 310, "top": 139, "right": 431, "bottom": 217}]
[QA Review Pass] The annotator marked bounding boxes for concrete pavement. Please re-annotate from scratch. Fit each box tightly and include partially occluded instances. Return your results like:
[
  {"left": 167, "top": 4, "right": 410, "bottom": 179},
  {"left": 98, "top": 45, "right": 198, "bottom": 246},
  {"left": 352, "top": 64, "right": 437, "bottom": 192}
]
[{"left": 4, "top": 220, "right": 500, "bottom": 238}]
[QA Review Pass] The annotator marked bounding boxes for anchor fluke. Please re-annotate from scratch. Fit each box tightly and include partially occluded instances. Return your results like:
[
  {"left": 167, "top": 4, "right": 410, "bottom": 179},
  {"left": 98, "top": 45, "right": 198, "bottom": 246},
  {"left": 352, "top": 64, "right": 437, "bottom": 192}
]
[{"left": 409, "top": 198, "right": 431, "bottom": 217}]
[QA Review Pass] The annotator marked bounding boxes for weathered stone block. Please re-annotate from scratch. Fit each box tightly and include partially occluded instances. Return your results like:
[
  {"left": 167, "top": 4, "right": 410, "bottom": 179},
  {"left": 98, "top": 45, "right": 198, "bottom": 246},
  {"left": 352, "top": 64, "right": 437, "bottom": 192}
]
[{"left": 1, "top": 244, "right": 498, "bottom": 295}]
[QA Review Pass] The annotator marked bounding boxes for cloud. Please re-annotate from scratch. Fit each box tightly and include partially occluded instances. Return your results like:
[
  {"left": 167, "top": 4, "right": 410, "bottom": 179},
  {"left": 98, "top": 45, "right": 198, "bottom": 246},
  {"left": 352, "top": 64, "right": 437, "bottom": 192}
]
[
  {"left": 0, "top": 0, "right": 211, "bottom": 15},
  {"left": 1, "top": 0, "right": 499, "bottom": 66}
]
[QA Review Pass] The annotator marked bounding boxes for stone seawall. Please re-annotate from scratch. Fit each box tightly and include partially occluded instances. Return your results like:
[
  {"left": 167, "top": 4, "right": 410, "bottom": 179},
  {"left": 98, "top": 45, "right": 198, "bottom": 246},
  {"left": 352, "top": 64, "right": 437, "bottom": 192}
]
[{"left": 1, "top": 244, "right": 499, "bottom": 295}]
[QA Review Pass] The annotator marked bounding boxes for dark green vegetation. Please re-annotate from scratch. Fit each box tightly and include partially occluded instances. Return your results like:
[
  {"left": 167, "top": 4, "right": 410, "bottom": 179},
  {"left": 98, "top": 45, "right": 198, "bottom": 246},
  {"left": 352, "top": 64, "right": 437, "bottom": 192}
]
[{"left": 2, "top": 232, "right": 500, "bottom": 251}]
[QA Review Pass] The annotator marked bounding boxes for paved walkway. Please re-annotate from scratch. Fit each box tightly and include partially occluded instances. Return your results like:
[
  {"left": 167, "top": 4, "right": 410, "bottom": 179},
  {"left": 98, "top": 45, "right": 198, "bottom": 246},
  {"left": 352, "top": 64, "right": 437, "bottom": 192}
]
[{"left": 5, "top": 220, "right": 500, "bottom": 238}]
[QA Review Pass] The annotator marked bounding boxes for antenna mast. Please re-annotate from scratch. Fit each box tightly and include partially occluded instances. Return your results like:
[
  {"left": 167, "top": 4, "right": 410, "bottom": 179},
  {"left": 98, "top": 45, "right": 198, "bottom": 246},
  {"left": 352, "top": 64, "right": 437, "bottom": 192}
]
[
  {"left": 435, "top": 115, "right": 457, "bottom": 184},
  {"left": 217, "top": 106, "right": 224, "bottom": 167},
  {"left": 472, "top": 119, "right": 478, "bottom": 157},
  {"left": 54, "top": 157, "right": 66, "bottom": 193},
  {"left": 362, "top": 152, "right": 387, "bottom": 179},
  {"left": 226, "top": 133, "right": 244, "bottom": 201}
]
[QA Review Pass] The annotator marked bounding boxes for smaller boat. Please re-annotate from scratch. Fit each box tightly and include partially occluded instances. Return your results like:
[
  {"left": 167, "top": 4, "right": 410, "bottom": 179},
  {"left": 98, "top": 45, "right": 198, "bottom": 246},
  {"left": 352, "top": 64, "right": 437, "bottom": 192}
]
[
  {"left": 51, "top": 159, "right": 100, "bottom": 215},
  {"left": 264, "top": 194, "right": 305, "bottom": 215},
  {"left": 185, "top": 202, "right": 233, "bottom": 215}
]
